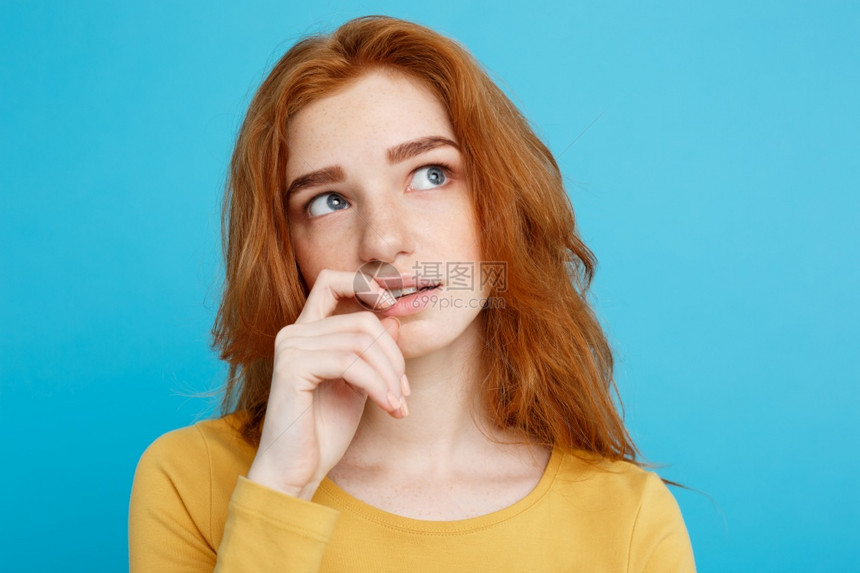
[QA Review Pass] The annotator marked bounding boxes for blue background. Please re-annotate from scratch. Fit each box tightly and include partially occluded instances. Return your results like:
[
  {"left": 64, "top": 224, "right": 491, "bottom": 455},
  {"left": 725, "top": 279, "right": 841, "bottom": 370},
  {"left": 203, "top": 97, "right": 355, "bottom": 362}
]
[{"left": 2, "top": 1, "right": 857, "bottom": 571}]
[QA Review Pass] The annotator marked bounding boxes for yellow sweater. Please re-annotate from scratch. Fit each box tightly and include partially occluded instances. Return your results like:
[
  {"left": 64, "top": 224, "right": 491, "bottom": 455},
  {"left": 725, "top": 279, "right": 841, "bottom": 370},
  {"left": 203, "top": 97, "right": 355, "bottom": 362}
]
[{"left": 129, "top": 413, "right": 695, "bottom": 572}]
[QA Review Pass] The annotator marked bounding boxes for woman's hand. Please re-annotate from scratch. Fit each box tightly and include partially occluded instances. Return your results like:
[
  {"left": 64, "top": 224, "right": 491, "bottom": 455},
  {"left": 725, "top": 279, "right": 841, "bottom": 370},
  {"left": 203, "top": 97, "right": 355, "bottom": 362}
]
[{"left": 246, "top": 269, "right": 409, "bottom": 500}]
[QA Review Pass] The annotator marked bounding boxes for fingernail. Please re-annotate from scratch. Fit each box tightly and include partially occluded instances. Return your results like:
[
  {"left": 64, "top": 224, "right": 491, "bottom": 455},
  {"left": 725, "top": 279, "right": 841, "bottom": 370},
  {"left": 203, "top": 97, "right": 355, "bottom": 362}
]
[
  {"left": 379, "top": 290, "right": 397, "bottom": 308},
  {"left": 401, "top": 374, "right": 411, "bottom": 397},
  {"left": 387, "top": 391, "right": 401, "bottom": 411},
  {"left": 400, "top": 396, "right": 409, "bottom": 417}
]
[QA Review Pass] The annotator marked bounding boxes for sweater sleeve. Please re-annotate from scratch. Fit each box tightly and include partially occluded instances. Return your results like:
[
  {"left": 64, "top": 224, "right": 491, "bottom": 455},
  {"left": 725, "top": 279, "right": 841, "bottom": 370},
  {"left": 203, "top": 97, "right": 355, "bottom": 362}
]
[
  {"left": 627, "top": 473, "right": 696, "bottom": 573},
  {"left": 129, "top": 426, "right": 340, "bottom": 572}
]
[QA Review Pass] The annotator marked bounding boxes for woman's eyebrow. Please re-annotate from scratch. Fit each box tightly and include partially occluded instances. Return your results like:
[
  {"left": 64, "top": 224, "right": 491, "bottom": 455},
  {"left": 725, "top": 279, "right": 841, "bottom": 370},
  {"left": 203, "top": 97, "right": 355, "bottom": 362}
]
[
  {"left": 286, "top": 166, "right": 345, "bottom": 198},
  {"left": 387, "top": 136, "right": 459, "bottom": 164},
  {"left": 286, "top": 136, "right": 458, "bottom": 198}
]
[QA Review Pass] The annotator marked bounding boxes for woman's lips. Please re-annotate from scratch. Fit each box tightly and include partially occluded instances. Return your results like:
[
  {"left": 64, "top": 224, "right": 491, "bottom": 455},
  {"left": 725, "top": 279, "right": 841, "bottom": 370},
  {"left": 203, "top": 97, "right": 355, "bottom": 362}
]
[
  {"left": 376, "top": 285, "right": 442, "bottom": 318},
  {"left": 388, "top": 283, "right": 441, "bottom": 299}
]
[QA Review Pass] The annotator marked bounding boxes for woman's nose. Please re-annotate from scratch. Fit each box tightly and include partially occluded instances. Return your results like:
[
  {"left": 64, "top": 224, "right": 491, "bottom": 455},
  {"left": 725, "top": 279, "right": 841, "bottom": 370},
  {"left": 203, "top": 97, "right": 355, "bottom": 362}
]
[{"left": 357, "top": 193, "right": 415, "bottom": 264}]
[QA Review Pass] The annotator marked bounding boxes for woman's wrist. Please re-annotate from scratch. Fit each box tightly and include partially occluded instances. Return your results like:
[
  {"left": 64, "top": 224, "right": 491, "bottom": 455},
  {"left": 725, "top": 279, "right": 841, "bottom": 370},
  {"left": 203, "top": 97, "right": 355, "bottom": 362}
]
[{"left": 246, "top": 464, "right": 319, "bottom": 500}]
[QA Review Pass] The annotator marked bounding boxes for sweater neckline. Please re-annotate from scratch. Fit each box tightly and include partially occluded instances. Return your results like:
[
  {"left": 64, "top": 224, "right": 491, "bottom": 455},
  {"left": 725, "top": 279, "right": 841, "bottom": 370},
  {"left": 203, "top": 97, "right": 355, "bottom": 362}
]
[{"left": 315, "top": 446, "right": 563, "bottom": 534}]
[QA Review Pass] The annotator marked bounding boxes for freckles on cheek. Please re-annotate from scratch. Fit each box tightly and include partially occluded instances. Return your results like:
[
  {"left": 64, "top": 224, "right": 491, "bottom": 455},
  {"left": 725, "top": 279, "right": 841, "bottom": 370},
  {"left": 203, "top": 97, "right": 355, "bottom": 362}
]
[
  {"left": 294, "top": 234, "right": 346, "bottom": 289},
  {"left": 294, "top": 250, "right": 323, "bottom": 289},
  {"left": 287, "top": 232, "right": 317, "bottom": 287}
]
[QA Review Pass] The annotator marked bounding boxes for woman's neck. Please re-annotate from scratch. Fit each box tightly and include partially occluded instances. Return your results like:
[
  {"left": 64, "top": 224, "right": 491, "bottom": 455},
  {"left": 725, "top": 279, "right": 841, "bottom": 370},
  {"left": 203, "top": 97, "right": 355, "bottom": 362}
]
[
  {"left": 327, "top": 320, "right": 553, "bottom": 519},
  {"left": 337, "top": 318, "right": 524, "bottom": 474}
]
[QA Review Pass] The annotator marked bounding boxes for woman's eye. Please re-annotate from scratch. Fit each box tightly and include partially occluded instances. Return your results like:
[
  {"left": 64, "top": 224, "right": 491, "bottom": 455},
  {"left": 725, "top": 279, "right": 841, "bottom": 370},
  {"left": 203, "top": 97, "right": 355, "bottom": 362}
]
[
  {"left": 409, "top": 165, "right": 448, "bottom": 190},
  {"left": 307, "top": 192, "right": 350, "bottom": 217}
]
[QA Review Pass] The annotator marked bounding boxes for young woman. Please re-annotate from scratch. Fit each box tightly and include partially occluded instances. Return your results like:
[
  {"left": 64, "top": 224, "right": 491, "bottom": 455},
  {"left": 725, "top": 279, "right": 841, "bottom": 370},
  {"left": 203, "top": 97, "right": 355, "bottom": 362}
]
[{"left": 129, "top": 16, "right": 695, "bottom": 572}]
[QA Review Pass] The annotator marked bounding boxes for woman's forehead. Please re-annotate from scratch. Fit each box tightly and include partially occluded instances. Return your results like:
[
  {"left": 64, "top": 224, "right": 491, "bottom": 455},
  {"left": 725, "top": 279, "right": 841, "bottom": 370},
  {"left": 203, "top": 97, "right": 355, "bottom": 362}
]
[{"left": 286, "top": 70, "right": 456, "bottom": 169}]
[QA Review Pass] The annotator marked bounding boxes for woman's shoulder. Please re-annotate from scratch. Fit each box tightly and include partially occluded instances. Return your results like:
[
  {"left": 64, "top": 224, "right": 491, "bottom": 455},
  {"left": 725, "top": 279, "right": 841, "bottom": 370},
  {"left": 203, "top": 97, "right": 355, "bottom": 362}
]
[
  {"left": 546, "top": 449, "right": 695, "bottom": 569},
  {"left": 130, "top": 411, "right": 258, "bottom": 550},
  {"left": 133, "top": 411, "right": 257, "bottom": 502},
  {"left": 552, "top": 448, "right": 683, "bottom": 516},
  {"left": 138, "top": 411, "right": 255, "bottom": 466}
]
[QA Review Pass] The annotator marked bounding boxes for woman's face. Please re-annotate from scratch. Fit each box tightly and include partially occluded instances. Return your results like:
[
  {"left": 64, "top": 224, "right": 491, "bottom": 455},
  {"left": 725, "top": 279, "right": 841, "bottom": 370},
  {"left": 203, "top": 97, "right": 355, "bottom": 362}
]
[{"left": 285, "top": 69, "right": 488, "bottom": 358}]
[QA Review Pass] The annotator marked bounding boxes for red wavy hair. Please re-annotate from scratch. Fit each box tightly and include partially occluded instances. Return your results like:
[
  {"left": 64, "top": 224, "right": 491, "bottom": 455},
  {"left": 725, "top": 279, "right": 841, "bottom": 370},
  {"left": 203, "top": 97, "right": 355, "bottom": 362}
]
[{"left": 212, "top": 15, "right": 639, "bottom": 464}]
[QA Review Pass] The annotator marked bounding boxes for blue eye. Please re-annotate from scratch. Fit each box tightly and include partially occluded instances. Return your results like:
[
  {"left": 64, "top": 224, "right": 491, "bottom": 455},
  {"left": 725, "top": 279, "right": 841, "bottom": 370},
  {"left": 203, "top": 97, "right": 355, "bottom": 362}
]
[
  {"left": 410, "top": 165, "right": 448, "bottom": 190},
  {"left": 307, "top": 192, "right": 350, "bottom": 217}
]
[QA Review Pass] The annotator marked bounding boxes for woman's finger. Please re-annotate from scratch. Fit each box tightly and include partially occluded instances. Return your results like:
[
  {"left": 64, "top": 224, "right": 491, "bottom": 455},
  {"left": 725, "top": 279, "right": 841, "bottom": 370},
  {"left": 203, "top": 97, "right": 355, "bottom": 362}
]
[
  {"left": 279, "top": 325, "right": 403, "bottom": 400},
  {"left": 296, "top": 269, "right": 395, "bottom": 325},
  {"left": 285, "top": 348, "right": 403, "bottom": 415},
  {"left": 281, "top": 312, "right": 405, "bottom": 386}
]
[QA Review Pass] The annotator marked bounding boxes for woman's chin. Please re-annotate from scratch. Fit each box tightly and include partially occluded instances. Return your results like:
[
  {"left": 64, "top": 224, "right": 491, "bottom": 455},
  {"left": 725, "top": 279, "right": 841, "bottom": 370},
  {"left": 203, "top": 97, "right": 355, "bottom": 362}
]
[{"left": 396, "top": 315, "right": 483, "bottom": 361}]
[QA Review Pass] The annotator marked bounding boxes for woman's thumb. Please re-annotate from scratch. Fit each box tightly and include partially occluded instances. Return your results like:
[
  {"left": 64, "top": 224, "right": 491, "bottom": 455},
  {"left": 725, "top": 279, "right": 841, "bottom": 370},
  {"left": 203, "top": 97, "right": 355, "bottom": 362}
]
[{"left": 380, "top": 316, "right": 400, "bottom": 341}]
